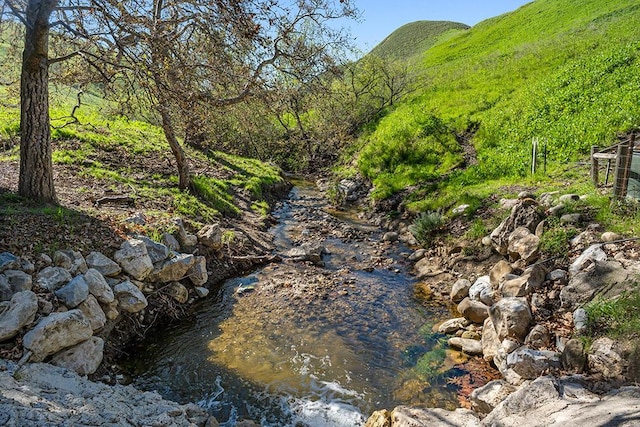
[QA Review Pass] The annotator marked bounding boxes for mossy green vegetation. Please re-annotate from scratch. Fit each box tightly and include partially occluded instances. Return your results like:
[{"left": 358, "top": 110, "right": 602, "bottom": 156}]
[
  {"left": 349, "top": 0, "right": 640, "bottom": 225},
  {"left": 585, "top": 286, "right": 640, "bottom": 339}
]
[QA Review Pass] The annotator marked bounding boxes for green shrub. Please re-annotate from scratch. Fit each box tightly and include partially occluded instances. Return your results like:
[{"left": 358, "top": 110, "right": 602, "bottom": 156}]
[{"left": 409, "top": 211, "right": 444, "bottom": 246}]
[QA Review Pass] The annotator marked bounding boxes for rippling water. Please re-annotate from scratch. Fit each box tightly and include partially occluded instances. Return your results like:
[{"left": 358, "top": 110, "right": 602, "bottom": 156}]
[{"left": 123, "top": 184, "right": 463, "bottom": 426}]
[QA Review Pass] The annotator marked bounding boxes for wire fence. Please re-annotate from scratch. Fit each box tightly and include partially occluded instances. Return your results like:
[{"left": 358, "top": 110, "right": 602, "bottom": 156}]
[{"left": 591, "top": 133, "right": 639, "bottom": 199}]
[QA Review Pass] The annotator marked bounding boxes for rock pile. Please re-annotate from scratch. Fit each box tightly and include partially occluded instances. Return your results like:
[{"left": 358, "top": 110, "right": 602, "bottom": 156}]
[
  {"left": 430, "top": 193, "right": 638, "bottom": 390},
  {"left": 368, "top": 191, "right": 640, "bottom": 426},
  {"left": 0, "top": 219, "right": 223, "bottom": 376}
]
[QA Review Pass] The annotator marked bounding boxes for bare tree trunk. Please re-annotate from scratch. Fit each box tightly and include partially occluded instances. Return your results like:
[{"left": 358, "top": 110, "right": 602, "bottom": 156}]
[
  {"left": 158, "top": 105, "right": 191, "bottom": 190},
  {"left": 18, "top": 0, "right": 58, "bottom": 203}
]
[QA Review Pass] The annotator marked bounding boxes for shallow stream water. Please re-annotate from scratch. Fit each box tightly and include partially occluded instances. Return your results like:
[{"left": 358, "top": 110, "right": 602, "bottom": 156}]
[{"left": 124, "top": 183, "right": 465, "bottom": 426}]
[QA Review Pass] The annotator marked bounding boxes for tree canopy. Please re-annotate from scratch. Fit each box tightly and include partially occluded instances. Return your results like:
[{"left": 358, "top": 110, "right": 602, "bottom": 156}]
[{"left": 2, "top": 0, "right": 358, "bottom": 201}]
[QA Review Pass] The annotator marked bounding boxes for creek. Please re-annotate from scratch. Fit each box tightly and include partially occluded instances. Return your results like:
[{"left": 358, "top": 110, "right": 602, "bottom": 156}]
[{"left": 123, "top": 182, "right": 468, "bottom": 426}]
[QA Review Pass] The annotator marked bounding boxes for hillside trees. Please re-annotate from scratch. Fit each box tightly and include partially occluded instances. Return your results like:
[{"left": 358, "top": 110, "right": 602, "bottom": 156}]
[
  {"left": 2, "top": 0, "right": 358, "bottom": 200},
  {"left": 263, "top": 53, "right": 415, "bottom": 171}
]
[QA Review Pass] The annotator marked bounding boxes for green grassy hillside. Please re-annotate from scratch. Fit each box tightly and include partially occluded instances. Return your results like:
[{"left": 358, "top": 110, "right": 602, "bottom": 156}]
[
  {"left": 368, "top": 20, "right": 469, "bottom": 62},
  {"left": 354, "top": 0, "right": 640, "bottom": 209}
]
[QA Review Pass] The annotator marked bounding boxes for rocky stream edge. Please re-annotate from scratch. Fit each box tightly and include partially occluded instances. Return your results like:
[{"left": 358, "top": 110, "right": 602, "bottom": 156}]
[{"left": 1, "top": 179, "right": 640, "bottom": 426}]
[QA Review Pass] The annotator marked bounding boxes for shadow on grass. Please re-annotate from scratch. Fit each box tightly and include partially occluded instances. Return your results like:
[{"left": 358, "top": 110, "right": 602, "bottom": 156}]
[{"left": 0, "top": 187, "right": 124, "bottom": 257}]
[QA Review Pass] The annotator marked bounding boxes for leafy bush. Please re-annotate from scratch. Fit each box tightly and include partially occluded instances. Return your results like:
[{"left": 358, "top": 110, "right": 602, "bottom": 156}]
[
  {"left": 409, "top": 211, "right": 444, "bottom": 246},
  {"left": 358, "top": 110, "right": 461, "bottom": 199}
]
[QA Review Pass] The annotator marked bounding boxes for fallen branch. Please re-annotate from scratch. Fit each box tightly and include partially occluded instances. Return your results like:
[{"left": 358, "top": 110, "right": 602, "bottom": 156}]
[
  {"left": 229, "top": 254, "right": 282, "bottom": 264},
  {"left": 95, "top": 195, "right": 135, "bottom": 206}
]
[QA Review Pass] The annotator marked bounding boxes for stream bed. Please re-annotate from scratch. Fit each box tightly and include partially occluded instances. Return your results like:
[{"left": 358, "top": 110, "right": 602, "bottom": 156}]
[{"left": 123, "top": 183, "right": 468, "bottom": 426}]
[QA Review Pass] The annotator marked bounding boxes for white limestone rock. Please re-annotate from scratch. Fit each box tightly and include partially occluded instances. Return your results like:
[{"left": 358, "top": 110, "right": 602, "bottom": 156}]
[
  {"left": 114, "top": 239, "right": 154, "bottom": 281},
  {"left": 0, "top": 290, "right": 38, "bottom": 342},
  {"left": 23, "top": 309, "right": 93, "bottom": 362},
  {"left": 50, "top": 336, "right": 105, "bottom": 375},
  {"left": 113, "top": 281, "right": 148, "bottom": 313}
]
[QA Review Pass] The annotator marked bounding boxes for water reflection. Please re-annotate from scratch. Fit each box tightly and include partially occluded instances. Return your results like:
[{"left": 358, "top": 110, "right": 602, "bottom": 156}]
[{"left": 125, "top": 183, "right": 462, "bottom": 426}]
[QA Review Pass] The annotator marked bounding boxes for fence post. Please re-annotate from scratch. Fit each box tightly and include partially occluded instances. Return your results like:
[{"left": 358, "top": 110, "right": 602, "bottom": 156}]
[
  {"left": 613, "top": 143, "right": 628, "bottom": 199},
  {"left": 619, "top": 134, "right": 636, "bottom": 198},
  {"left": 531, "top": 137, "right": 538, "bottom": 174},
  {"left": 591, "top": 145, "right": 598, "bottom": 186}
]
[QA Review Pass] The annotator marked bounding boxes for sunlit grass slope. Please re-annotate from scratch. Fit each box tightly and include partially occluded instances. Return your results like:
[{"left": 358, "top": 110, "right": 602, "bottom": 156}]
[
  {"left": 355, "top": 0, "right": 640, "bottom": 203},
  {"left": 0, "top": 83, "right": 283, "bottom": 223},
  {"left": 368, "top": 20, "right": 469, "bottom": 62}
]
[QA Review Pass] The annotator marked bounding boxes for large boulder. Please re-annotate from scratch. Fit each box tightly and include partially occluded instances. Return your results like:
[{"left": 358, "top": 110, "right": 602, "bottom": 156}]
[
  {"left": 489, "top": 298, "right": 532, "bottom": 341},
  {"left": 0, "top": 252, "right": 20, "bottom": 272},
  {"left": 187, "top": 256, "right": 208, "bottom": 286},
  {"left": 136, "top": 236, "right": 170, "bottom": 264},
  {"left": 36, "top": 267, "right": 72, "bottom": 291},
  {"left": 197, "top": 224, "right": 223, "bottom": 250},
  {"left": 560, "top": 260, "right": 629, "bottom": 309},
  {"left": 0, "top": 290, "right": 39, "bottom": 342},
  {"left": 365, "top": 409, "right": 391, "bottom": 427},
  {"left": 114, "top": 239, "right": 154, "bottom": 281},
  {"left": 490, "top": 199, "right": 544, "bottom": 255},
  {"left": 482, "top": 376, "right": 640, "bottom": 427},
  {"left": 77, "top": 295, "right": 107, "bottom": 332},
  {"left": 470, "top": 379, "right": 517, "bottom": 414},
  {"left": 161, "top": 232, "right": 181, "bottom": 252},
  {"left": 54, "top": 275, "right": 89, "bottom": 308},
  {"left": 507, "top": 227, "right": 540, "bottom": 264},
  {"left": 4, "top": 270, "right": 33, "bottom": 294},
  {"left": 23, "top": 310, "right": 93, "bottom": 362},
  {"left": 0, "top": 360, "right": 210, "bottom": 426},
  {"left": 387, "top": 406, "right": 480, "bottom": 427},
  {"left": 489, "top": 260, "right": 513, "bottom": 287},
  {"left": 500, "top": 275, "right": 532, "bottom": 297},
  {"left": 173, "top": 218, "right": 198, "bottom": 249},
  {"left": 450, "top": 278, "right": 471, "bottom": 303},
  {"left": 50, "top": 336, "right": 104, "bottom": 375},
  {"left": 54, "top": 250, "right": 87, "bottom": 275},
  {"left": 458, "top": 298, "right": 490, "bottom": 324},
  {"left": 569, "top": 244, "right": 607, "bottom": 274},
  {"left": 85, "top": 251, "right": 122, "bottom": 277},
  {"left": 448, "top": 337, "right": 483, "bottom": 355},
  {"left": 438, "top": 317, "right": 469, "bottom": 334},
  {"left": 468, "top": 276, "right": 494, "bottom": 305},
  {"left": 113, "top": 281, "right": 148, "bottom": 313},
  {"left": 506, "top": 347, "right": 561, "bottom": 380},
  {"left": 588, "top": 337, "right": 625, "bottom": 379},
  {"left": 84, "top": 268, "right": 115, "bottom": 304},
  {"left": 148, "top": 253, "right": 196, "bottom": 283},
  {"left": 481, "top": 317, "right": 501, "bottom": 362}
]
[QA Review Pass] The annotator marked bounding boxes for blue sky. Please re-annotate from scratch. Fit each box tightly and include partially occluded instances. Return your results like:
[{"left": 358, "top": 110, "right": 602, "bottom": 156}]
[{"left": 349, "top": 0, "right": 533, "bottom": 53}]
